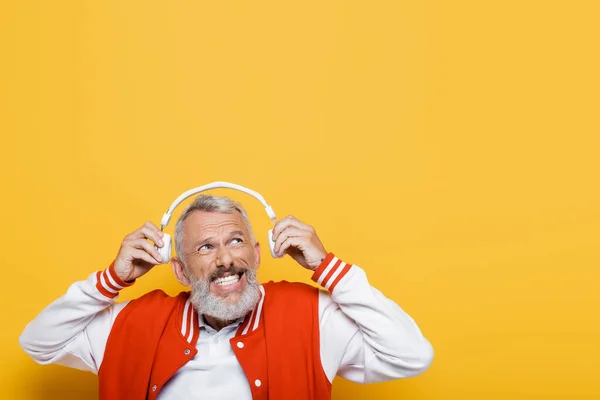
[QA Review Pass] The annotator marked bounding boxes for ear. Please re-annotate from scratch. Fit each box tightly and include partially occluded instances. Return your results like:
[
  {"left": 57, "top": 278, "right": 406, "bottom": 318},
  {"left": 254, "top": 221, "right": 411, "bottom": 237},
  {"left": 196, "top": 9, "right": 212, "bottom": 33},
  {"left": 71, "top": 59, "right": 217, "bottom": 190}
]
[
  {"left": 254, "top": 241, "right": 261, "bottom": 268},
  {"left": 171, "top": 257, "right": 191, "bottom": 286}
]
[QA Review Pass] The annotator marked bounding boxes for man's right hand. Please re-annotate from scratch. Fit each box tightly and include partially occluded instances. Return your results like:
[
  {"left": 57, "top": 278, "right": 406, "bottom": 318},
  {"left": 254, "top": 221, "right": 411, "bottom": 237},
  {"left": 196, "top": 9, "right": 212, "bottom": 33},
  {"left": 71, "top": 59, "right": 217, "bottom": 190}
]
[{"left": 113, "top": 222, "right": 165, "bottom": 282}]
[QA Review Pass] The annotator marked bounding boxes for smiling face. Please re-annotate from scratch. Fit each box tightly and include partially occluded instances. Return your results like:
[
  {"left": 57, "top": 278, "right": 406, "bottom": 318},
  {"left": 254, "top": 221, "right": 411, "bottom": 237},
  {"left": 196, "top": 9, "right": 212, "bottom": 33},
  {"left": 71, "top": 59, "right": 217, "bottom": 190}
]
[{"left": 172, "top": 210, "right": 261, "bottom": 320}]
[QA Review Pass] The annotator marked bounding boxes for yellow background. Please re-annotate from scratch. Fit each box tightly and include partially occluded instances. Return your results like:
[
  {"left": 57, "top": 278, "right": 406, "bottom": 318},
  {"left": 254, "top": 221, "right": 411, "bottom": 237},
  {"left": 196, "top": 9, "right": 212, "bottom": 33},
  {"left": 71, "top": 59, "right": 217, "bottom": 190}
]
[{"left": 1, "top": 1, "right": 599, "bottom": 399}]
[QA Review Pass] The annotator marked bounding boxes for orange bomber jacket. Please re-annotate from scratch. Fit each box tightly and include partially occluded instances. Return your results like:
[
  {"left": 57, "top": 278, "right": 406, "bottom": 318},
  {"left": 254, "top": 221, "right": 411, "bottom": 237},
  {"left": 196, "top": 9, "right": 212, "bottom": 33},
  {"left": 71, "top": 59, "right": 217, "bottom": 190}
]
[{"left": 97, "top": 253, "right": 351, "bottom": 400}]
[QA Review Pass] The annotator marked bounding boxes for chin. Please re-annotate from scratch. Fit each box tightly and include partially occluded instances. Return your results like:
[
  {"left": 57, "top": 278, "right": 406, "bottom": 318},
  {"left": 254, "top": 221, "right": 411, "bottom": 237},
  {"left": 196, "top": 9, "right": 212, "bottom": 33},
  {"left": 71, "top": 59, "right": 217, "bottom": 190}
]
[
  {"left": 190, "top": 269, "right": 260, "bottom": 322},
  {"left": 219, "top": 291, "right": 244, "bottom": 305}
]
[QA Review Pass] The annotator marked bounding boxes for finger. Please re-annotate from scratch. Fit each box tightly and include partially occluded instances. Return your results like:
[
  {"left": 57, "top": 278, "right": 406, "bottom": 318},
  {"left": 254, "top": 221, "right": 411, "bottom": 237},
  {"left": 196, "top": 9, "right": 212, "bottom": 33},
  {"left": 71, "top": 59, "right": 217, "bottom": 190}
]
[
  {"left": 273, "top": 227, "right": 307, "bottom": 254},
  {"left": 272, "top": 216, "right": 311, "bottom": 242},
  {"left": 277, "top": 236, "right": 301, "bottom": 258},
  {"left": 127, "top": 239, "right": 163, "bottom": 263},
  {"left": 124, "top": 222, "right": 163, "bottom": 241},
  {"left": 140, "top": 226, "right": 164, "bottom": 247},
  {"left": 143, "top": 221, "right": 163, "bottom": 237},
  {"left": 130, "top": 248, "right": 162, "bottom": 265}
]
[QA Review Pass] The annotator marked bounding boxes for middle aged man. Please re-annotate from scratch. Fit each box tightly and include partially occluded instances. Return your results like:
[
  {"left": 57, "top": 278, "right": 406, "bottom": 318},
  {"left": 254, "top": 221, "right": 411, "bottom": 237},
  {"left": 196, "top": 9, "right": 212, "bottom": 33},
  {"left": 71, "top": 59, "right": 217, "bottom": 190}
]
[{"left": 20, "top": 195, "right": 434, "bottom": 399}]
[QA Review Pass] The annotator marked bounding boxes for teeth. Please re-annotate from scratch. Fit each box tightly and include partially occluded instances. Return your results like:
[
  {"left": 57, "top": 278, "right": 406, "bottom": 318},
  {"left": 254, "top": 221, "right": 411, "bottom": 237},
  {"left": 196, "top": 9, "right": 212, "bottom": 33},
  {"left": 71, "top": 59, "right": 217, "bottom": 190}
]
[{"left": 213, "top": 274, "right": 240, "bottom": 286}]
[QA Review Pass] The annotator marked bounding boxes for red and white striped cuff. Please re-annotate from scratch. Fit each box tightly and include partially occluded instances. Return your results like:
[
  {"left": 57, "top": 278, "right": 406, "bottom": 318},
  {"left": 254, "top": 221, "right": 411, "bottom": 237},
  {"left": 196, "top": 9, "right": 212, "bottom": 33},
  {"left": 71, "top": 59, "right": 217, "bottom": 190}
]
[
  {"left": 95, "top": 261, "right": 134, "bottom": 299},
  {"left": 311, "top": 253, "right": 352, "bottom": 293}
]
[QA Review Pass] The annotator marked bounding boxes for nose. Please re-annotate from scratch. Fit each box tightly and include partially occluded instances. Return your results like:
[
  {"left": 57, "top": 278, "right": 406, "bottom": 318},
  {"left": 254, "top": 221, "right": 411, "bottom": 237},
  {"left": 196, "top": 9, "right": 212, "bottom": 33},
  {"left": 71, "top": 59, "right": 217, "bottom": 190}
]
[{"left": 215, "top": 245, "right": 234, "bottom": 269}]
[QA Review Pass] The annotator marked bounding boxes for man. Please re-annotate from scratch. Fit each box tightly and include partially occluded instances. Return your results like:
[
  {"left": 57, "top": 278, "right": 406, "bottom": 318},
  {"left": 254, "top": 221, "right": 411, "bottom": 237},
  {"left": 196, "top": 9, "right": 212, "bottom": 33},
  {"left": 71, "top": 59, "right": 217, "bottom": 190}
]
[{"left": 20, "top": 195, "right": 433, "bottom": 399}]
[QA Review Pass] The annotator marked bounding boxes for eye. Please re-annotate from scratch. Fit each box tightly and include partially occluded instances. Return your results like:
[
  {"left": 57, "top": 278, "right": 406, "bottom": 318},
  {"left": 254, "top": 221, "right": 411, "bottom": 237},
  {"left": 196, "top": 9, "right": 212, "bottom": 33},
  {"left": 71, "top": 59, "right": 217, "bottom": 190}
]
[
  {"left": 231, "top": 238, "right": 243, "bottom": 244},
  {"left": 199, "top": 244, "right": 213, "bottom": 251}
]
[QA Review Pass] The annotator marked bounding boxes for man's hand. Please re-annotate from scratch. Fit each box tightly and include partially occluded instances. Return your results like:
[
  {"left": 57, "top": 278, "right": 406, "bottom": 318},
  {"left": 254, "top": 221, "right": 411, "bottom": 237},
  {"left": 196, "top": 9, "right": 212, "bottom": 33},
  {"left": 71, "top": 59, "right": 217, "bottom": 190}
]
[
  {"left": 114, "top": 222, "right": 165, "bottom": 282},
  {"left": 271, "top": 216, "right": 328, "bottom": 271}
]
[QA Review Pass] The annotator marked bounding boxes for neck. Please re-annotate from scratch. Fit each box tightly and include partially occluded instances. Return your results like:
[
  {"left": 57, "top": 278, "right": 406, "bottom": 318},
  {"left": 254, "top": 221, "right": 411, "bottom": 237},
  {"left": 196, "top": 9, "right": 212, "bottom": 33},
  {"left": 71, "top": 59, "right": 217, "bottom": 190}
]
[{"left": 203, "top": 314, "right": 235, "bottom": 331}]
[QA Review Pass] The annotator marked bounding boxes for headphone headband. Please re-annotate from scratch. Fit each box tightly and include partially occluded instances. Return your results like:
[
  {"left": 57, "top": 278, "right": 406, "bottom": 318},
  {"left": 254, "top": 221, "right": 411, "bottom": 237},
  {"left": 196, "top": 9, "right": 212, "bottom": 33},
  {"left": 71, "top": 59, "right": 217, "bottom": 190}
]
[{"left": 160, "top": 182, "right": 277, "bottom": 229}]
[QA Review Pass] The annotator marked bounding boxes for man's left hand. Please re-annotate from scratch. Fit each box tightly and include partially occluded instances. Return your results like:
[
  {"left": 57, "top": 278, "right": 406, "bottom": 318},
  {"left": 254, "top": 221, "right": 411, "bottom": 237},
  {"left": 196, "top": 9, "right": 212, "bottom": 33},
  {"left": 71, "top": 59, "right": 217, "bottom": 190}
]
[{"left": 271, "top": 216, "right": 328, "bottom": 271}]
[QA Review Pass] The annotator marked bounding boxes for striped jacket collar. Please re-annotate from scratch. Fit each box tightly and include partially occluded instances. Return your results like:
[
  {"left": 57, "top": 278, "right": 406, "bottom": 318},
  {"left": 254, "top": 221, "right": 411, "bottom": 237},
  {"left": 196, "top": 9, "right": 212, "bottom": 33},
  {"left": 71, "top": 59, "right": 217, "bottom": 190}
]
[{"left": 180, "top": 285, "right": 266, "bottom": 345}]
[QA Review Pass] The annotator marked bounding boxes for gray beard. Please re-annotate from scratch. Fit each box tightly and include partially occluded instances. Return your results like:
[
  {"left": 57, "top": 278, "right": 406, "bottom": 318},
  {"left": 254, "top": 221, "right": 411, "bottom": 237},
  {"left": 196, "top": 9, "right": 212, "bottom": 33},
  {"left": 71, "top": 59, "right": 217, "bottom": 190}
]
[{"left": 189, "top": 269, "right": 260, "bottom": 322}]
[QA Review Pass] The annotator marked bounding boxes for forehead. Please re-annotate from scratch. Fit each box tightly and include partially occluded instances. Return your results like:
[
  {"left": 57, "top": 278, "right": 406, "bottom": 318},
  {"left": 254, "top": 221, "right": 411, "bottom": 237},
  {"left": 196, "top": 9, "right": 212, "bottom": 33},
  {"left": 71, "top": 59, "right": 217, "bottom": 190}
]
[{"left": 183, "top": 210, "right": 247, "bottom": 238}]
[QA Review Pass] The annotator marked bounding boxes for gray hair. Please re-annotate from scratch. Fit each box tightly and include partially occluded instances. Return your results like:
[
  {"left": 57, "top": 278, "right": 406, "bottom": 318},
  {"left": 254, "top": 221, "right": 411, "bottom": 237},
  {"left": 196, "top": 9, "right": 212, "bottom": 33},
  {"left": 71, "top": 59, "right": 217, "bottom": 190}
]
[{"left": 174, "top": 195, "right": 256, "bottom": 264}]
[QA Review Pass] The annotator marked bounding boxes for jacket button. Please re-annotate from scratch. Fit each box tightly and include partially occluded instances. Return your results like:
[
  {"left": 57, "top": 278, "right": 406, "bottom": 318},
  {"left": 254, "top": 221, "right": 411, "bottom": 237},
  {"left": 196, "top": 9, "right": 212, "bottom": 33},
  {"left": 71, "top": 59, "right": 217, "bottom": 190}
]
[
  {"left": 237, "top": 342, "right": 244, "bottom": 348},
  {"left": 152, "top": 385, "right": 157, "bottom": 391},
  {"left": 255, "top": 379, "right": 261, "bottom": 387},
  {"left": 184, "top": 349, "right": 191, "bottom": 355}
]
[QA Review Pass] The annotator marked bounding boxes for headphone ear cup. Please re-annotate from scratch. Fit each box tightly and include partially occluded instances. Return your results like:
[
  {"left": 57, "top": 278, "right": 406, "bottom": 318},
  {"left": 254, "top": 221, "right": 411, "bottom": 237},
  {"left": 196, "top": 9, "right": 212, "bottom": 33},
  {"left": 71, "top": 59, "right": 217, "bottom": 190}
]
[
  {"left": 156, "top": 233, "right": 172, "bottom": 264},
  {"left": 268, "top": 229, "right": 277, "bottom": 258}
]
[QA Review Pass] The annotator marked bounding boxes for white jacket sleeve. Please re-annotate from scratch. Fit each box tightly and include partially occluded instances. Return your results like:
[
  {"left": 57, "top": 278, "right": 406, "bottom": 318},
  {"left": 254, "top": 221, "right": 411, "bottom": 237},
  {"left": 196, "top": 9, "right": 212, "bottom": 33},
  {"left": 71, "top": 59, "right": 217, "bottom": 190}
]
[
  {"left": 19, "top": 263, "right": 132, "bottom": 374},
  {"left": 314, "top": 254, "right": 434, "bottom": 383}
]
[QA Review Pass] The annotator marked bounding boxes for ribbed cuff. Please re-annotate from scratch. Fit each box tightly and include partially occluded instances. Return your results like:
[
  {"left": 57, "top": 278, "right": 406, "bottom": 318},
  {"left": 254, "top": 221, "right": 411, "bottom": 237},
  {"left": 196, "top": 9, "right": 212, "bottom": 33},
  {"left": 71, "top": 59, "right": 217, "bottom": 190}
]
[
  {"left": 311, "top": 253, "right": 352, "bottom": 293},
  {"left": 95, "top": 261, "right": 135, "bottom": 299}
]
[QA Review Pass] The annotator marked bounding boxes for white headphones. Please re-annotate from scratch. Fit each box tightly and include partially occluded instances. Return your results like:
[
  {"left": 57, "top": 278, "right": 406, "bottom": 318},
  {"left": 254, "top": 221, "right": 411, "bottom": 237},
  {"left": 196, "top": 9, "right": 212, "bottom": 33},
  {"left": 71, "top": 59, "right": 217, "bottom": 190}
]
[{"left": 155, "top": 182, "right": 278, "bottom": 263}]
